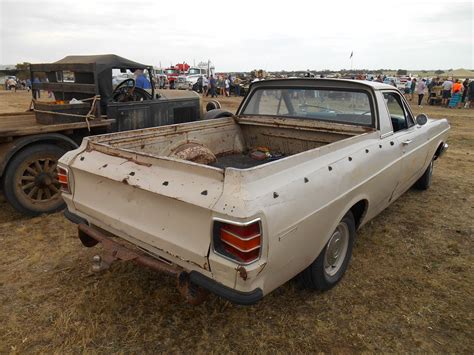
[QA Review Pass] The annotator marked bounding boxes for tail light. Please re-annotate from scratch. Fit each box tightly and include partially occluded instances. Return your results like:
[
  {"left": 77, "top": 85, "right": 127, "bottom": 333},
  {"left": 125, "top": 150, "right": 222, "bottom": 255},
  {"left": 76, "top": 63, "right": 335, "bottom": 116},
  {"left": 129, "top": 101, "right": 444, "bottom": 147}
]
[
  {"left": 213, "top": 220, "right": 262, "bottom": 263},
  {"left": 57, "top": 166, "right": 70, "bottom": 193}
]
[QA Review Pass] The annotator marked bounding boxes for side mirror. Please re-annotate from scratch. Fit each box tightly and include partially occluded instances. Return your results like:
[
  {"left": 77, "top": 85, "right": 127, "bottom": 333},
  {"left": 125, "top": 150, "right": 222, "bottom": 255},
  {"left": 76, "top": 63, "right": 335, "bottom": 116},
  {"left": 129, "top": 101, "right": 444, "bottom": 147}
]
[{"left": 416, "top": 113, "right": 428, "bottom": 126}]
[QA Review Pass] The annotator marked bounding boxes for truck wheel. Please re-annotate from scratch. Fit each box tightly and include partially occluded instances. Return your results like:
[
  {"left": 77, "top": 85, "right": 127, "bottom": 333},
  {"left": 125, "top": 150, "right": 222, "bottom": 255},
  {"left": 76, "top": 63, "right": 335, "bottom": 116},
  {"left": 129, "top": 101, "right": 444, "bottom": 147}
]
[
  {"left": 3, "top": 144, "right": 67, "bottom": 216},
  {"left": 203, "top": 109, "right": 233, "bottom": 120},
  {"left": 300, "top": 211, "right": 355, "bottom": 291},
  {"left": 414, "top": 160, "right": 433, "bottom": 190}
]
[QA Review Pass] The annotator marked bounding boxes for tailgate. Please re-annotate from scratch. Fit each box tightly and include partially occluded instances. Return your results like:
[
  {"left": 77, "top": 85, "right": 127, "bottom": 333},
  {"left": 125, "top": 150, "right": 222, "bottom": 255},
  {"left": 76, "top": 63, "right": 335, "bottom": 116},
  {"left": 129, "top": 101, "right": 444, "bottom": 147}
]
[{"left": 69, "top": 149, "right": 224, "bottom": 270}]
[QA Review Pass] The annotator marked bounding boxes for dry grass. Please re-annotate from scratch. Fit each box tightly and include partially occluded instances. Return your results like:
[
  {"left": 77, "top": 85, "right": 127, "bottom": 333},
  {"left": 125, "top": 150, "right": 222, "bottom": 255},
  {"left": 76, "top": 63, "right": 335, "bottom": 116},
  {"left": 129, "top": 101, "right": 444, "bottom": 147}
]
[{"left": 0, "top": 91, "right": 473, "bottom": 353}]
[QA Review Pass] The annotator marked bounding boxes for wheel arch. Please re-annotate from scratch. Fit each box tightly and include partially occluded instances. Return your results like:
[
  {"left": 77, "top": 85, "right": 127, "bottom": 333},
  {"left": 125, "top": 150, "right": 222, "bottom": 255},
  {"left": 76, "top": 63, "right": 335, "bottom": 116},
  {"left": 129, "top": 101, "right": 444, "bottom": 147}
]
[
  {"left": 0, "top": 133, "right": 78, "bottom": 178},
  {"left": 433, "top": 141, "right": 447, "bottom": 160},
  {"left": 349, "top": 199, "right": 369, "bottom": 229}
]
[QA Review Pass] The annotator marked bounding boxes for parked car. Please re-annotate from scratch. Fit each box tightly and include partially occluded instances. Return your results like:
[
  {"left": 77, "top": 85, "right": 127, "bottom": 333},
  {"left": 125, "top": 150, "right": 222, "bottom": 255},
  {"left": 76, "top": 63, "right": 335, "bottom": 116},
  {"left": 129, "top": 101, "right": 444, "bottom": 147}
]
[{"left": 60, "top": 79, "right": 449, "bottom": 305}]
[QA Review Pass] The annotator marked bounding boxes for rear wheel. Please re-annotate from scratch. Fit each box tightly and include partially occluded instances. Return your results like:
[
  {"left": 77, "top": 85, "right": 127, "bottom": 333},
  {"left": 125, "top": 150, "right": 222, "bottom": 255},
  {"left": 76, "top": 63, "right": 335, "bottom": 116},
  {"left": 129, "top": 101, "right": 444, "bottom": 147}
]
[
  {"left": 300, "top": 211, "right": 355, "bottom": 291},
  {"left": 3, "top": 144, "right": 67, "bottom": 216}
]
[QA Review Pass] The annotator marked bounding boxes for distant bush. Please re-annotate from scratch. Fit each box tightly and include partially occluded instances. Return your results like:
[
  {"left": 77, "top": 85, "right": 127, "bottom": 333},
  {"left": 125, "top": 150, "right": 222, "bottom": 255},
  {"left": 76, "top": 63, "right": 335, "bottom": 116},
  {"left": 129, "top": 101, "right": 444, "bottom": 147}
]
[
  {"left": 15, "top": 62, "right": 31, "bottom": 80},
  {"left": 397, "top": 69, "right": 407, "bottom": 75}
]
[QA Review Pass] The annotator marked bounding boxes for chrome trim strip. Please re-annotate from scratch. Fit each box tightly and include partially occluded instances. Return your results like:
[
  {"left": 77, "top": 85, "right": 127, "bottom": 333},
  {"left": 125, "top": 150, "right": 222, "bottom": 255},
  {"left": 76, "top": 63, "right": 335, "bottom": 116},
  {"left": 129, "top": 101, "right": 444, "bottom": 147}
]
[
  {"left": 221, "top": 228, "right": 260, "bottom": 241},
  {"left": 380, "top": 131, "right": 394, "bottom": 139},
  {"left": 213, "top": 217, "right": 262, "bottom": 226},
  {"left": 57, "top": 164, "right": 71, "bottom": 194},
  {"left": 221, "top": 239, "right": 261, "bottom": 253}
]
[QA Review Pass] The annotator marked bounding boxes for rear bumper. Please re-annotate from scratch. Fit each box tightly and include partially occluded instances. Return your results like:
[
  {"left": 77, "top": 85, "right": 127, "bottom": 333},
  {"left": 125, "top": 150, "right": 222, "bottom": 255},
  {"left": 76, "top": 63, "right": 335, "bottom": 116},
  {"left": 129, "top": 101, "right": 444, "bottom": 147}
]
[
  {"left": 65, "top": 209, "right": 263, "bottom": 305},
  {"left": 189, "top": 271, "right": 263, "bottom": 305}
]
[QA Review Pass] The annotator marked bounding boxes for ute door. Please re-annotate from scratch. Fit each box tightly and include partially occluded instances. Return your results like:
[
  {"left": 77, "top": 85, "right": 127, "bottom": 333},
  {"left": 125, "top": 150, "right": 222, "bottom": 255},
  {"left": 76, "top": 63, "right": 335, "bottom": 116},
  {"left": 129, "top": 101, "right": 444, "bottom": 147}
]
[{"left": 382, "top": 91, "right": 430, "bottom": 197}]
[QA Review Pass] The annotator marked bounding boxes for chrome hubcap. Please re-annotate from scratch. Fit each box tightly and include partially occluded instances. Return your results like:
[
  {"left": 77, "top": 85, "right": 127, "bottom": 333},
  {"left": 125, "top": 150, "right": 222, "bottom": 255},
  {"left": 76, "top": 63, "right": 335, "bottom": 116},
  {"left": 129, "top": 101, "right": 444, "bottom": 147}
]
[{"left": 324, "top": 222, "right": 349, "bottom": 277}]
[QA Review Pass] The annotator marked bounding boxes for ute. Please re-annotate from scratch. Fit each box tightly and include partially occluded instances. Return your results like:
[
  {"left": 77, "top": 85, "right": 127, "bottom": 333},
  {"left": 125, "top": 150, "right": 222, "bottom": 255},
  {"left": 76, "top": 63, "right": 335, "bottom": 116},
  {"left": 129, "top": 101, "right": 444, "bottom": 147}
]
[{"left": 61, "top": 79, "right": 449, "bottom": 305}]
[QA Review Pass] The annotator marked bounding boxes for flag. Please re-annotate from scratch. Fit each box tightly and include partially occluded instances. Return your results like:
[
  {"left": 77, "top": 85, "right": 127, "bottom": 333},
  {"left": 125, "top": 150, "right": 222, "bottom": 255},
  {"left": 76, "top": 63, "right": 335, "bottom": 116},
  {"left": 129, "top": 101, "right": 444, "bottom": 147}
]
[{"left": 349, "top": 51, "right": 353, "bottom": 59}]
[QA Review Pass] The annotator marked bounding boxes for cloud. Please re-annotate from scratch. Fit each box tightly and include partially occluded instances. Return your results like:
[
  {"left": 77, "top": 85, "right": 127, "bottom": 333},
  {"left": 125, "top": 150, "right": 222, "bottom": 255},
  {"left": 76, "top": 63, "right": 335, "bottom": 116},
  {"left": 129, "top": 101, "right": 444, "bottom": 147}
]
[{"left": 0, "top": 0, "right": 472, "bottom": 71}]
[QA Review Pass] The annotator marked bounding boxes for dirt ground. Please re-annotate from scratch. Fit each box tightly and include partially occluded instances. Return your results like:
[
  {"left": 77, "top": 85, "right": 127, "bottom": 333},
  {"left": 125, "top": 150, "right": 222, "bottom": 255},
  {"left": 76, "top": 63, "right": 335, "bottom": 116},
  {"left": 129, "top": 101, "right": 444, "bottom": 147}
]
[{"left": 0, "top": 90, "right": 473, "bottom": 353}]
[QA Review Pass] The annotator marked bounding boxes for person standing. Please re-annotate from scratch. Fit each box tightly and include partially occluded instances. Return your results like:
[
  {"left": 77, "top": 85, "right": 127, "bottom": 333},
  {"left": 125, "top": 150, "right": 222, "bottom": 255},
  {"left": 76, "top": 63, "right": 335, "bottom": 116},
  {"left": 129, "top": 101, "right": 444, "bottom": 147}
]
[
  {"left": 416, "top": 79, "right": 426, "bottom": 106},
  {"left": 461, "top": 78, "right": 469, "bottom": 104},
  {"left": 466, "top": 80, "right": 474, "bottom": 108},
  {"left": 410, "top": 78, "right": 417, "bottom": 101},
  {"left": 217, "top": 76, "right": 224, "bottom": 96},
  {"left": 202, "top": 76, "right": 208, "bottom": 96},
  {"left": 448, "top": 79, "right": 463, "bottom": 108},
  {"left": 6, "top": 77, "right": 16, "bottom": 92},
  {"left": 233, "top": 76, "right": 241, "bottom": 96},
  {"left": 427, "top": 77, "right": 438, "bottom": 104},
  {"left": 441, "top": 78, "right": 453, "bottom": 106},
  {"left": 32, "top": 77, "right": 40, "bottom": 99},
  {"left": 26, "top": 78, "right": 31, "bottom": 92},
  {"left": 404, "top": 78, "right": 412, "bottom": 100},
  {"left": 208, "top": 75, "right": 217, "bottom": 98},
  {"left": 225, "top": 77, "right": 230, "bottom": 97}
]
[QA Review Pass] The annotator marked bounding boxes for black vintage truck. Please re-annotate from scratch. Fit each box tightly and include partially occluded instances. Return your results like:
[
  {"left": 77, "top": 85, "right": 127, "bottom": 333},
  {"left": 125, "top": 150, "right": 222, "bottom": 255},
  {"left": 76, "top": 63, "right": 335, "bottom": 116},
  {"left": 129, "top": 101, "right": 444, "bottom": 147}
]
[{"left": 0, "top": 54, "right": 222, "bottom": 216}]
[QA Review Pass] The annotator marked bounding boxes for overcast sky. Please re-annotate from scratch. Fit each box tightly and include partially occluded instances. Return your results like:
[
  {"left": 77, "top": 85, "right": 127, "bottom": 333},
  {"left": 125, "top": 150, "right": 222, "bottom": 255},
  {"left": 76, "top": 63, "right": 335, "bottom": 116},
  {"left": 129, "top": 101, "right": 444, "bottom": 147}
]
[{"left": 0, "top": 0, "right": 472, "bottom": 71}]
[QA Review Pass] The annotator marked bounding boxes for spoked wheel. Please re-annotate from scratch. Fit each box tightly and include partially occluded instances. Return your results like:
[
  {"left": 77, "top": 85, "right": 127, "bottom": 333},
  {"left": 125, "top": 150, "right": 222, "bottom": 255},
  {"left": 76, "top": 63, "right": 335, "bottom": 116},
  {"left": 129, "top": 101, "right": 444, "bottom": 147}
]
[
  {"left": 3, "top": 144, "right": 67, "bottom": 216},
  {"left": 300, "top": 211, "right": 356, "bottom": 291}
]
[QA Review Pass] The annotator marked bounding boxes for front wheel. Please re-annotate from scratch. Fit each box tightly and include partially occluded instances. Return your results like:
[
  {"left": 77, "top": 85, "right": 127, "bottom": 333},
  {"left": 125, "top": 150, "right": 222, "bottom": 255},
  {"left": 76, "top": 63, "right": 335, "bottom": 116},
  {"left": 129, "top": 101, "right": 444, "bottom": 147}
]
[
  {"left": 300, "top": 211, "right": 355, "bottom": 291},
  {"left": 414, "top": 160, "right": 433, "bottom": 190},
  {"left": 3, "top": 144, "right": 67, "bottom": 216}
]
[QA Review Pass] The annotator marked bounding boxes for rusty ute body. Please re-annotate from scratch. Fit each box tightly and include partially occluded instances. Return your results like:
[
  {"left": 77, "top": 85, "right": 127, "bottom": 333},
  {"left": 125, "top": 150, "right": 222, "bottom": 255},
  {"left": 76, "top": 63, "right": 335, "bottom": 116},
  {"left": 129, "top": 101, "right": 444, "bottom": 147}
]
[{"left": 61, "top": 79, "right": 450, "bottom": 304}]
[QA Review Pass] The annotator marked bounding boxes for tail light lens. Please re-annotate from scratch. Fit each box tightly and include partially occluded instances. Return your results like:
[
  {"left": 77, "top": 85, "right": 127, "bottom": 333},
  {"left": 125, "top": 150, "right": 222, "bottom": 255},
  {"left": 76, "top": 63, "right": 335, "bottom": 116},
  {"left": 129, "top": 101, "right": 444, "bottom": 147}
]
[
  {"left": 57, "top": 166, "right": 70, "bottom": 193},
  {"left": 213, "top": 220, "right": 262, "bottom": 263}
]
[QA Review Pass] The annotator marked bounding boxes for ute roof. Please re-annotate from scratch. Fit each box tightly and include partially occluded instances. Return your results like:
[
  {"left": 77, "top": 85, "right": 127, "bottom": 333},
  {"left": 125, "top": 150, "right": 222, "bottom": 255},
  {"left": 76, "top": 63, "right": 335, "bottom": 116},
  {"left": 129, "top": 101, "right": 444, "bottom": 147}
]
[{"left": 249, "top": 78, "right": 396, "bottom": 91}]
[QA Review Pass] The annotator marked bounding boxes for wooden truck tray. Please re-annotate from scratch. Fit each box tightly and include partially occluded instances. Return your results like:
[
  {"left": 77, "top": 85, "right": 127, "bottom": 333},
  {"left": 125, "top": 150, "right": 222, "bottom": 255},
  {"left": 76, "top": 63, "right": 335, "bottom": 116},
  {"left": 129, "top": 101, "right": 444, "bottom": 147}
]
[{"left": 34, "top": 100, "right": 93, "bottom": 125}]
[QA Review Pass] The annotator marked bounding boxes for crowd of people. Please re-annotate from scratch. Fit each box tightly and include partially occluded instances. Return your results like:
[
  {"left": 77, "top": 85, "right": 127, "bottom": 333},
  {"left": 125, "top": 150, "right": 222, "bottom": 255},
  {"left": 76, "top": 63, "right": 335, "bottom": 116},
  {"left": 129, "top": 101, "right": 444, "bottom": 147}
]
[
  {"left": 352, "top": 73, "right": 474, "bottom": 109},
  {"left": 4, "top": 77, "right": 32, "bottom": 92},
  {"left": 194, "top": 75, "right": 243, "bottom": 98},
  {"left": 5, "top": 71, "right": 474, "bottom": 109},
  {"left": 402, "top": 77, "right": 473, "bottom": 109}
]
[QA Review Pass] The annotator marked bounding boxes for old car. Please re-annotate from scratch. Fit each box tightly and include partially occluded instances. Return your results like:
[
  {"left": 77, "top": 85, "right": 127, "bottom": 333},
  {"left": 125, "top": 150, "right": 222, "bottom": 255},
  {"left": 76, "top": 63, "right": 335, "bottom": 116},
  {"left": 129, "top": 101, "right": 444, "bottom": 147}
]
[
  {"left": 0, "top": 54, "right": 218, "bottom": 216},
  {"left": 60, "top": 79, "right": 449, "bottom": 305}
]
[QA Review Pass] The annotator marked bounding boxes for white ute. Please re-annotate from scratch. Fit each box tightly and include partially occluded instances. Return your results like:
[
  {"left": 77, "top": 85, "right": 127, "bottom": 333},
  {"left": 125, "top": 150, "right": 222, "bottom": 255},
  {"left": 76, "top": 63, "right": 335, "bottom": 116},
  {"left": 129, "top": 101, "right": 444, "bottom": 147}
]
[{"left": 59, "top": 79, "right": 449, "bottom": 305}]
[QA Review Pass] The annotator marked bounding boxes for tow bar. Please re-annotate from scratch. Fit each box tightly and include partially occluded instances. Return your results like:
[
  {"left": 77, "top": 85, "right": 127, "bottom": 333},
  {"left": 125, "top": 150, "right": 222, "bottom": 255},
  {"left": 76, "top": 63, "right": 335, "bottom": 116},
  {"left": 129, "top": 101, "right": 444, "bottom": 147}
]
[{"left": 78, "top": 224, "right": 209, "bottom": 305}]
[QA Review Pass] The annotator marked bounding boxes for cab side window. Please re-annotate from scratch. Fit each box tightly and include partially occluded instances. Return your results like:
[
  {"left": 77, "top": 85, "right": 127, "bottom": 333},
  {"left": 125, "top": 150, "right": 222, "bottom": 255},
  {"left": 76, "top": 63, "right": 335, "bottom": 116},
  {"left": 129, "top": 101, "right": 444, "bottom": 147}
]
[{"left": 383, "top": 92, "right": 414, "bottom": 132}]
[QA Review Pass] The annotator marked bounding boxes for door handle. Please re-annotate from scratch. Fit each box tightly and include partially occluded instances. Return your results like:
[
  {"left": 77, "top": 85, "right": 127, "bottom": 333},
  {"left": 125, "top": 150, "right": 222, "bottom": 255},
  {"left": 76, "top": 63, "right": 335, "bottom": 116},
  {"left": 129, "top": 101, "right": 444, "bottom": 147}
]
[{"left": 402, "top": 139, "right": 412, "bottom": 145}]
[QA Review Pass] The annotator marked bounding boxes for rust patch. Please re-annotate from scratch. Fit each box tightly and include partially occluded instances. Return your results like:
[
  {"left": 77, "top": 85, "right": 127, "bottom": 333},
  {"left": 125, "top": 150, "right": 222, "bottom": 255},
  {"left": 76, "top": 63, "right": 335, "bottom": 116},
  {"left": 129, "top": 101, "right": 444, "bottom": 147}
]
[
  {"left": 236, "top": 266, "right": 248, "bottom": 281},
  {"left": 103, "top": 149, "right": 153, "bottom": 167}
]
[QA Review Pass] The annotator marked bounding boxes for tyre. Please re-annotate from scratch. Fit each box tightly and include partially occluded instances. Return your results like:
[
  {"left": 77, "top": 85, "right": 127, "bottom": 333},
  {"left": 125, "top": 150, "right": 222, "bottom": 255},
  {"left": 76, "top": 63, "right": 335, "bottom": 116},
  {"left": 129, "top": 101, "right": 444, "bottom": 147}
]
[
  {"left": 205, "top": 100, "right": 222, "bottom": 112},
  {"left": 414, "top": 159, "right": 433, "bottom": 190},
  {"left": 3, "top": 144, "right": 67, "bottom": 216},
  {"left": 300, "top": 211, "right": 355, "bottom": 291},
  {"left": 203, "top": 109, "right": 233, "bottom": 120}
]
